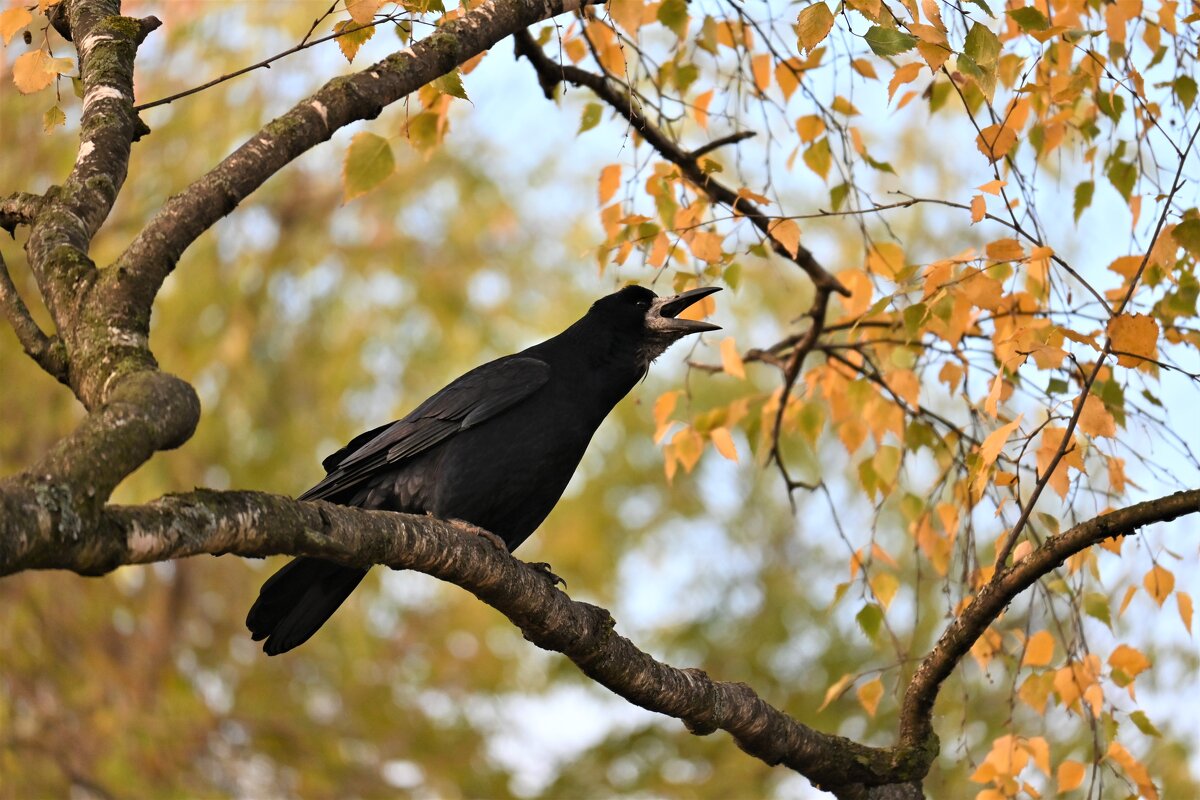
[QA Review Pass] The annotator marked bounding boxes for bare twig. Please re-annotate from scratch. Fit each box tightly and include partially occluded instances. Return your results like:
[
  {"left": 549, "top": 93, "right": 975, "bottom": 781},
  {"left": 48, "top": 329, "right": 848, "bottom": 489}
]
[{"left": 0, "top": 248, "right": 67, "bottom": 381}]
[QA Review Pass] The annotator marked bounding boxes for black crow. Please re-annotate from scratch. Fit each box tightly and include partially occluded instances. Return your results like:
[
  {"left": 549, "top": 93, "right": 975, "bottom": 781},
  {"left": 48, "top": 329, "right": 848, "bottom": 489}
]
[{"left": 247, "top": 285, "right": 721, "bottom": 654}]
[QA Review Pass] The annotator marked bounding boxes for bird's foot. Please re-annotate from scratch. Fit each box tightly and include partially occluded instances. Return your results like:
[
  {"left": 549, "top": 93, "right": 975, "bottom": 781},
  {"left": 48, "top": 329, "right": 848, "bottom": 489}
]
[
  {"left": 528, "top": 561, "right": 566, "bottom": 588},
  {"left": 446, "top": 517, "right": 509, "bottom": 552}
]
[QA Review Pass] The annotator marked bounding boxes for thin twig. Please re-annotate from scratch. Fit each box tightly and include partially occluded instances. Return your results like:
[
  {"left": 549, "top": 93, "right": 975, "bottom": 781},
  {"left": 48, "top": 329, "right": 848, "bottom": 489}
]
[{"left": 0, "top": 248, "right": 67, "bottom": 381}]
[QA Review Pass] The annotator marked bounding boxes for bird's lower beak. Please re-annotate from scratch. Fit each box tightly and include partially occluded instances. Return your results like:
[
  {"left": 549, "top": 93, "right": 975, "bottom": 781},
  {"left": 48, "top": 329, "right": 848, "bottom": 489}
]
[{"left": 649, "top": 286, "right": 722, "bottom": 334}]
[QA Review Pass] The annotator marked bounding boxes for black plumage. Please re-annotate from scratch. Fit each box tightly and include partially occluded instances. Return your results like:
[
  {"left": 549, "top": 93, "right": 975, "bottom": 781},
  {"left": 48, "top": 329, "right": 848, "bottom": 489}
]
[{"left": 246, "top": 285, "right": 721, "bottom": 654}]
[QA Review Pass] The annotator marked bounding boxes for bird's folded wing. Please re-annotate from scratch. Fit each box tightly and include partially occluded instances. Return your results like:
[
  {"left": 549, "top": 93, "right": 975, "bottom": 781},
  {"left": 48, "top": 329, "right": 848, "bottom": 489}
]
[{"left": 298, "top": 356, "right": 552, "bottom": 502}]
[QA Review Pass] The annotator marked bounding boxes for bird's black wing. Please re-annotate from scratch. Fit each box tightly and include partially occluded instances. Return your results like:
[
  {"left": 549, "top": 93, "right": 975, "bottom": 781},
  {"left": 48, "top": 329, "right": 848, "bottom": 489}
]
[{"left": 298, "top": 356, "right": 551, "bottom": 502}]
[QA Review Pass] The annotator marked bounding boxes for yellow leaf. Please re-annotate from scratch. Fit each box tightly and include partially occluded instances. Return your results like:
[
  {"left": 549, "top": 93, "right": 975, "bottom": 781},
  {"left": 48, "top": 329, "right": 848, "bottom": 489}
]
[
  {"left": 857, "top": 677, "right": 884, "bottom": 717},
  {"left": 885, "top": 368, "right": 920, "bottom": 409},
  {"left": 797, "top": 3, "right": 835, "bottom": 53},
  {"left": 609, "top": 0, "right": 644, "bottom": 36},
  {"left": 671, "top": 426, "right": 704, "bottom": 473},
  {"left": 837, "top": 268, "right": 872, "bottom": 318},
  {"left": 795, "top": 114, "right": 826, "bottom": 143},
  {"left": 12, "top": 50, "right": 71, "bottom": 95},
  {"left": 818, "top": 672, "right": 855, "bottom": 711},
  {"left": 979, "top": 414, "right": 1022, "bottom": 467},
  {"left": 870, "top": 572, "right": 899, "bottom": 610},
  {"left": 887, "top": 62, "right": 922, "bottom": 102},
  {"left": 1057, "top": 760, "right": 1086, "bottom": 792},
  {"left": 599, "top": 164, "right": 622, "bottom": 205},
  {"left": 1077, "top": 394, "right": 1116, "bottom": 438},
  {"left": 1178, "top": 591, "right": 1193, "bottom": 635},
  {"left": 768, "top": 218, "right": 802, "bottom": 258},
  {"left": 1107, "top": 741, "right": 1159, "bottom": 800},
  {"left": 0, "top": 6, "right": 32, "bottom": 45},
  {"left": 976, "top": 123, "right": 1017, "bottom": 163},
  {"left": 653, "top": 390, "right": 681, "bottom": 442},
  {"left": 978, "top": 179, "right": 1007, "bottom": 195},
  {"left": 346, "top": 0, "right": 383, "bottom": 25},
  {"left": 1036, "top": 427, "right": 1085, "bottom": 500},
  {"left": 694, "top": 89, "right": 713, "bottom": 129},
  {"left": 1025, "top": 736, "right": 1051, "bottom": 776},
  {"left": 1143, "top": 565, "right": 1174, "bottom": 606},
  {"left": 1106, "top": 313, "right": 1159, "bottom": 368},
  {"left": 1022, "top": 630, "right": 1055, "bottom": 667},
  {"left": 917, "top": 41, "right": 951, "bottom": 71},
  {"left": 1108, "top": 643, "right": 1151, "bottom": 678},
  {"left": 984, "top": 372, "right": 1005, "bottom": 417},
  {"left": 866, "top": 242, "right": 904, "bottom": 279},
  {"left": 710, "top": 427, "right": 739, "bottom": 461},
  {"left": 970, "top": 194, "right": 986, "bottom": 224},
  {"left": 720, "top": 337, "right": 746, "bottom": 379}
]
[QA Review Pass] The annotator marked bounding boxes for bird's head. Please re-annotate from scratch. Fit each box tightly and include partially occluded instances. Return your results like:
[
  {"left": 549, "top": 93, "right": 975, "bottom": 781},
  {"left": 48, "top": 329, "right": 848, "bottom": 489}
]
[{"left": 588, "top": 284, "right": 722, "bottom": 370}]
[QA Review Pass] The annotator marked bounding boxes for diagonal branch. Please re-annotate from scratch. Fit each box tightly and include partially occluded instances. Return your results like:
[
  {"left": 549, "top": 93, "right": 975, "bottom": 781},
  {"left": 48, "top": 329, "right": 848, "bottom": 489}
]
[
  {"left": 116, "top": 0, "right": 599, "bottom": 323},
  {"left": 512, "top": 29, "right": 847, "bottom": 297},
  {"left": 0, "top": 486, "right": 929, "bottom": 793},
  {"left": 897, "top": 487, "right": 1200, "bottom": 750},
  {"left": 0, "top": 248, "right": 67, "bottom": 381}
]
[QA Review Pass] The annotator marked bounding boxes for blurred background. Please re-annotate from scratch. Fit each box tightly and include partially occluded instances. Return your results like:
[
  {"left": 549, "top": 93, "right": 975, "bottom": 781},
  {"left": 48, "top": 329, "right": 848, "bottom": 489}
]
[{"left": 1, "top": 1, "right": 1197, "bottom": 798}]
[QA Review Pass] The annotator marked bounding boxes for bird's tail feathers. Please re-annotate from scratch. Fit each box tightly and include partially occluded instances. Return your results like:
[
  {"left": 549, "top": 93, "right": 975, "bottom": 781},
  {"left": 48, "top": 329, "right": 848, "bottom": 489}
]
[{"left": 245, "top": 557, "right": 368, "bottom": 655}]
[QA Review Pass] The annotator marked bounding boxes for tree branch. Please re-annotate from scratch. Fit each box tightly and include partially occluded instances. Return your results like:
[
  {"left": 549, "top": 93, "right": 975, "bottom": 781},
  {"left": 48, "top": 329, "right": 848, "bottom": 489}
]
[
  {"left": 898, "top": 488, "right": 1200, "bottom": 750},
  {"left": 0, "top": 248, "right": 67, "bottom": 381},
  {"left": 116, "top": 0, "right": 599, "bottom": 323},
  {"left": 512, "top": 29, "right": 848, "bottom": 297},
  {"left": 0, "top": 486, "right": 931, "bottom": 793}
]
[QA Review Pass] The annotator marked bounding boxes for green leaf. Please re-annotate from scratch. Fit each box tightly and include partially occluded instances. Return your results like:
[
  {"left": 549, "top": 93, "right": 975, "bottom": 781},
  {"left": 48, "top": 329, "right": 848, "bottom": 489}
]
[
  {"left": 856, "top": 603, "right": 884, "bottom": 640},
  {"left": 803, "top": 137, "right": 833, "bottom": 180},
  {"left": 342, "top": 132, "right": 395, "bottom": 202},
  {"left": 1047, "top": 377, "right": 1069, "bottom": 395},
  {"left": 1172, "top": 218, "right": 1200, "bottom": 257},
  {"left": 433, "top": 70, "right": 469, "bottom": 101},
  {"left": 579, "top": 102, "right": 603, "bottom": 133},
  {"left": 1006, "top": 7, "right": 1049, "bottom": 31},
  {"left": 1084, "top": 592, "right": 1112, "bottom": 629},
  {"left": 964, "top": 22, "right": 1000, "bottom": 69},
  {"left": 1106, "top": 160, "right": 1136, "bottom": 202},
  {"left": 657, "top": 0, "right": 689, "bottom": 38},
  {"left": 42, "top": 105, "right": 65, "bottom": 133},
  {"left": 1129, "top": 710, "right": 1162, "bottom": 737},
  {"left": 333, "top": 19, "right": 375, "bottom": 62},
  {"left": 1174, "top": 75, "right": 1197, "bottom": 110},
  {"left": 864, "top": 26, "right": 917, "bottom": 57},
  {"left": 1073, "top": 180, "right": 1094, "bottom": 222},
  {"left": 963, "top": 0, "right": 994, "bottom": 16},
  {"left": 830, "top": 182, "right": 849, "bottom": 212}
]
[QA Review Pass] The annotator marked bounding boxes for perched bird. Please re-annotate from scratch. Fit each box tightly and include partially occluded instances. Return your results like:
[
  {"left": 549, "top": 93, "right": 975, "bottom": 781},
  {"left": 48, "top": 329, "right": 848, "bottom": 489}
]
[{"left": 247, "top": 284, "right": 721, "bottom": 655}]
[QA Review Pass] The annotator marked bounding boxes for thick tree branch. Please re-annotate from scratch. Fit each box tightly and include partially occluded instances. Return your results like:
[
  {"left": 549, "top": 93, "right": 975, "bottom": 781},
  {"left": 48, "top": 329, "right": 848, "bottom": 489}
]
[
  {"left": 513, "top": 29, "right": 847, "bottom": 297},
  {"left": 116, "top": 0, "right": 598, "bottom": 321},
  {"left": 0, "top": 486, "right": 929, "bottom": 792},
  {"left": 898, "top": 488, "right": 1200, "bottom": 750}
]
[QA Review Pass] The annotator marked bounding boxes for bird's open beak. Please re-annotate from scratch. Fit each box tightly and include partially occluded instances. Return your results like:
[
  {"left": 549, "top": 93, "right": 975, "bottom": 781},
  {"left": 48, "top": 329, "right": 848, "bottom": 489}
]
[{"left": 648, "top": 286, "right": 722, "bottom": 334}]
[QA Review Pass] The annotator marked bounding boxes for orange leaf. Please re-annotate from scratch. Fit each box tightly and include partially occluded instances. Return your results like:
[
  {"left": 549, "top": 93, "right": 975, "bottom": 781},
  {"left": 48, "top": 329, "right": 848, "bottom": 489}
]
[
  {"left": 1108, "top": 643, "right": 1151, "bottom": 679},
  {"left": 888, "top": 62, "right": 922, "bottom": 102},
  {"left": 1057, "top": 760, "right": 1086, "bottom": 792},
  {"left": 970, "top": 194, "right": 986, "bottom": 224},
  {"left": 1022, "top": 630, "right": 1055, "bottom": 667},
  {"left": 978, "top": 179, "right": 1007, "bottom": 195},
  {"left": 720, "top": 337, "right": 746, "bottom": 379},
  {"left": 768, "top": 218, "right": 802, "bottom": 258},
  {"left": 598, "top": 164, "right": 622, "bottom": 205},
  {"left": 653, "top": 390, "right": 681, "bottom": 442},
  {"left": 671, "top": 426, "right": 704, "bottom": 473},
  {"left": 979, "top": 414, "right": 1022, "bottom": 467},
  {"left": 1106, "top": 313, "right": 1159, "bottom": 368},
  {"left": 986, "top": 238, "right": 1025, "bottom": 261},
  {"left": 857, "top": 677, "right": 884, "bottom": 717},
  {"left": 1178, "top": 591, "right": 1193, "bottom": 635},
  {"left": 0, "top": 7, "right": 32, "bottom": 45},
  {"left": 1143, "top": 565, "right": 1174, "bottom": 606},
  {"left": 975, "top": 123, "right": 1017, "bottom": 163},
  {"left": 796, "top": 114, "right": 826, "bottom": 143},
  {"left": 689, "top": 231, "right": 724, "bottom": 263},
  {"left": 751, "top": 53, "right": 772, "bottom": 92},
  {"left": 346, "top": 0, "right": 383, "bottom": 25},
  {"left": 710, "top": 427, "right": 739, "bottom": 461},
  {"left": 608, "top": 0, "right": 644, "bottom": 36},
  {"left": 694, "top": 89, "right": 714, "bottom": 129},
  {"left": 1077, "top": 394, "right": 1116, "bottom": 439}
]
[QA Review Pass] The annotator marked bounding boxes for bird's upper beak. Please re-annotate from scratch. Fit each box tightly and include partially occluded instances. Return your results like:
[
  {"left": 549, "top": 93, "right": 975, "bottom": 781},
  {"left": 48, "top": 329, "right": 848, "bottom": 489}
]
[{"left": 647, "top": 286, "right": 722, "bottom": 335}]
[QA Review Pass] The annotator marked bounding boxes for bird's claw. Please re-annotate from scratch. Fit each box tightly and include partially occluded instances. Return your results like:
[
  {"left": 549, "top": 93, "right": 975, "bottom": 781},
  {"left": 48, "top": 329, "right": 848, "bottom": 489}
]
[
  {"left": 528, "top": 561, "right": 566, "bottom": 588},
  {"left": 447, "top": 517, "right": 509, "bottom": 552}
]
